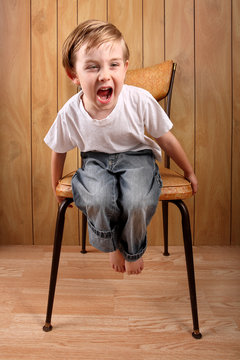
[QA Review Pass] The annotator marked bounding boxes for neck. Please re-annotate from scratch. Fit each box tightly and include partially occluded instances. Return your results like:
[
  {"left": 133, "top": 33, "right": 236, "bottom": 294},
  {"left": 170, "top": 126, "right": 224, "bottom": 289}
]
[{"left": 82, "top": 94, "right": 117, "bottom": 120}]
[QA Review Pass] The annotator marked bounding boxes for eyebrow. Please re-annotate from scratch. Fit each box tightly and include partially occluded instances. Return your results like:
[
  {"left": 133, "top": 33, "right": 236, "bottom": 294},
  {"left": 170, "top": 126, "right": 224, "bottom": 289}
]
[
  {"left": 84, "top": 57, "right": 123, "bottom": 63},
  {"left": 110, "top": 58, "right": 124, "bottom": 62},
  {"left": 82, "top": 59, "right": 124, "bottom": 69}
]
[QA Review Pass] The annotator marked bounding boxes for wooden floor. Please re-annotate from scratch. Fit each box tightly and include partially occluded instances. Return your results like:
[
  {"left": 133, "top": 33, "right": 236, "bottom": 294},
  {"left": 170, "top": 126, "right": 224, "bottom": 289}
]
[{"left": 0, "top": 245, "right": 239, "bottom": 360}]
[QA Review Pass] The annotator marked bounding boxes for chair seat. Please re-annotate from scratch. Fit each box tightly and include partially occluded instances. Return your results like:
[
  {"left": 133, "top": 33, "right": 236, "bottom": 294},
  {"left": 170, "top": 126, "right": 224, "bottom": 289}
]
[{"left": 56, "top": 167, "right": 192, "bottom": 201}]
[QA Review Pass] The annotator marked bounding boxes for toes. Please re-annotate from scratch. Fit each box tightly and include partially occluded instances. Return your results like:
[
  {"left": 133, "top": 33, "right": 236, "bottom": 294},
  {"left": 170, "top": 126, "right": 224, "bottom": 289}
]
[
  {"left": 127, "top": 268, "right": 138, "bottom": 275},
  {"left": 125, "top": 259, "right": 144, "bottom": 275},
  {"left": 112, "top": 264, "right": 125, "bottom": 273},
  {"left": 109, "top": 250, "right": 126, "bottom": 273}
]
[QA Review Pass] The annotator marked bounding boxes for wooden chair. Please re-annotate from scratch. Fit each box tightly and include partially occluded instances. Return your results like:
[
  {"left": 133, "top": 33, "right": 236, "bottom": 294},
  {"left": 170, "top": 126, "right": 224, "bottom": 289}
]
[{"left": 43, "top": 60, "right": 202, "bottom": 339}]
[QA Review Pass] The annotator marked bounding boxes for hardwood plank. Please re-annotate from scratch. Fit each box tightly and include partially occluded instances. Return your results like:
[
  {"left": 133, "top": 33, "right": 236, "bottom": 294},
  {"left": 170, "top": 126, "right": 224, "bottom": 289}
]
[
  {"left": 57, "top": 0, "right": 79, "bottom": 245},
  {"left": 108, "top": 0, "right": 143, "bottom": 70},
  {"left": 232, "top": 0, "right": 240, "bottom": 245},
  {"left": 31, "top": 0, "right": 58, "bottom": 245},
  {"left": 0, "top": 0, "right": 32, "bottom": 244},
  {"left": 195, "top": 0, "right": 232, "bottom": 245},
  {"left": 0, "top": 246, "right": 239, "bottom": 360}
]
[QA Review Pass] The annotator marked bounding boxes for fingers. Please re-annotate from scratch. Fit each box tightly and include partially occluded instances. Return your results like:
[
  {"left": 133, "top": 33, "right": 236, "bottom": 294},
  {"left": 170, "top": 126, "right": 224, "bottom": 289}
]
[{"left": 56, "top": 196, "right": 73, "bottom": 207}]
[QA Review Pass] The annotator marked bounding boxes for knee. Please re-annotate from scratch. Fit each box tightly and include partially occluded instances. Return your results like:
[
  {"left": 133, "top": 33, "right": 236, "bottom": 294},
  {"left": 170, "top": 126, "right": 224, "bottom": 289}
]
[
  {"left": 87, "top": 189, "right": 112, "bottom": 211},
  {"left": 121, "top": 192, "right": 144, "bottom": 212},
  {"left": 121, "top": 191, "right": 158, "bottom": 214}
]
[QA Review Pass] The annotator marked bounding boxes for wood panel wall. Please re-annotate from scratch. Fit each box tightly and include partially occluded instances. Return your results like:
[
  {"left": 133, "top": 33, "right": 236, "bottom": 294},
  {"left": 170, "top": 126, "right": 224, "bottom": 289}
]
[{"left": 0, "top": 0, "right": 239, "bottom": 246}]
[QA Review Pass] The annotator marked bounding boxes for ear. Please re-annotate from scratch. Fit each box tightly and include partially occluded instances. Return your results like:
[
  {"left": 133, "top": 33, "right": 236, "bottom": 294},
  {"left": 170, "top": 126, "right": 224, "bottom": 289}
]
[
  {"left": 123, "top": 60, "right": 129, "bottom": 80},
  {"left": 66, "top": 69, "right": 80, "bottom": 86}
]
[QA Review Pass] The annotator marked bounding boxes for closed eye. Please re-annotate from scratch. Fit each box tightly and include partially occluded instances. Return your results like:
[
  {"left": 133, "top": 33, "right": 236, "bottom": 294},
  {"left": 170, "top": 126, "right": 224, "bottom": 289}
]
[
  {"left": 110, "top": 62, "right": 120, "bottom": 68},
  {"left": 86, "top": 64, "right": 99, "bottom": 70}
]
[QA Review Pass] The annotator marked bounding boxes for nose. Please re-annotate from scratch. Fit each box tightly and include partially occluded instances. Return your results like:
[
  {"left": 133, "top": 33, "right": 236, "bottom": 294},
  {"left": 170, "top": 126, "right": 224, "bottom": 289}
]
[{"left": 98, "top": 67, "right": 110, "bottom": 82}]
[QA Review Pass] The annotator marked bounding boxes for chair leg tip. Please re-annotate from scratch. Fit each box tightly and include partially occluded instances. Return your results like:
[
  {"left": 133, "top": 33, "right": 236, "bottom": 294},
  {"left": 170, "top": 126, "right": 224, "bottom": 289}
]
[
  {"left": 43, "top": 323, "right": 53, "bottom": 332},
  {"left": 163, "top": 251, "right": 170, "bottom": 256},
  {"left": 192, "top": 330, "right": 202, "bottom": 339},
  {"left": 81, "top": 249, "right": 87, "bottom": 254}
]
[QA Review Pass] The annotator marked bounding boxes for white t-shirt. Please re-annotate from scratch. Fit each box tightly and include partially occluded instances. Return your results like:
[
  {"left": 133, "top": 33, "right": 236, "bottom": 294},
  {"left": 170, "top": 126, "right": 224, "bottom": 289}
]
[{"left": 44, "top": 84, "right": 173, "bottom": 161}]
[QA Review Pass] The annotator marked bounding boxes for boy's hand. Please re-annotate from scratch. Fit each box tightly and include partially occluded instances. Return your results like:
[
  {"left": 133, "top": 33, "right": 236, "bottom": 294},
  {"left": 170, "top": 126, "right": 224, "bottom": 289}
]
[
  {"left": 56, "top": 195, "right": 66, "bottom": 204},
  {"left": 185, "top": 172, "right": 198, "bottom": 195},
  {"left": 55, "top": 193, "right": 73, "bottom": 208},
  {"left": 51, "top": 151, "right": 72, "bottom": 205},
  {"left": 156, "top": 132, "right": 198, "bottom": 196}
]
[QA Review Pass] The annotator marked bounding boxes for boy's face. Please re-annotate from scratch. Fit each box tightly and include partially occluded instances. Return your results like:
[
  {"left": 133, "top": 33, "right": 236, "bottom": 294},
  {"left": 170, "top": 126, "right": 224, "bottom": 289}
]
[{"left": 71, "top": 40, "right": 129, "bottom": 119}]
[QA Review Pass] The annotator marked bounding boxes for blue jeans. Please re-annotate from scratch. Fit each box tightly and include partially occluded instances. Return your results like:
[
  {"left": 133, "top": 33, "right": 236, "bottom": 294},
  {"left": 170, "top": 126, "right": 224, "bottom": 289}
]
[{"left": 72, "top": 150, "right": 162, "bottom": 262}]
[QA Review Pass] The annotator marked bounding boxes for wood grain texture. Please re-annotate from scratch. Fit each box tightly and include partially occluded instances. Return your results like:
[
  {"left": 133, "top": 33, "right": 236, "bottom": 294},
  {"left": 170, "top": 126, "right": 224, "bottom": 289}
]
[
  {"left": 142, "top": 0, "right": 165, "bottom": 245},
  {"left": 58, "top": 0, "right": 78, "bottom": 110},
  {"left": 0, "top": 0, "right": 32, "bottom": 244},
  {"left": 78, "top": 0, "right": 107, "bottom": 23},
  {"left": 108, "top": 0, "right": 143, "bottom": 70},
  {"left": 0, "top": 245, "right": 240, "bottom": 359},
  {"left": 0, "top": 0, "right": 238, "bottom": 247},
  {"left": 143, "top": 0, "right": 164, "bottom": 67},
  {"left": 57, "top": 0, "right": 79, "bottom": 245},
  {"left": 32, "top": 0, "right": 58, "bottom": 245},
  {"left": 165, "top": 0, "right": 195, "bottom": 245},
  {"left": 195, "top": 0, "right": 232, "bottom": 245},
  {"left": 232, "top": 0, "right": 240, "bottom": 245}
]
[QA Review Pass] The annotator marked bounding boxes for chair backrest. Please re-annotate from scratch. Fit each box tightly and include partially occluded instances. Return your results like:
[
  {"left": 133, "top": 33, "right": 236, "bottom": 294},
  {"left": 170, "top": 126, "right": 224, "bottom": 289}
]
[{"left": 124, "top": 60, "right": 176, "bottom": 168}]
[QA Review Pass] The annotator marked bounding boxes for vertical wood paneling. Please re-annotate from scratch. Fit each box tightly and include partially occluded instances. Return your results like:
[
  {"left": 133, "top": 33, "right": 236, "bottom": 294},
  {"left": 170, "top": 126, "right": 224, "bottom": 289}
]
[
  {"left": 108, "top": 0, "right": 142, "bottom": 69},
  {"left": 32, "top": 0, "right": 57, "bottom": 245},
  {"left": 143, "top": 0, "right": 165, "bottom": 245},
  {"left": 58, "top": 1, "right": 78, "bottom": 109},
  {"left": 0, "top": 0, "right": 32, "bottom": 245},
  {"left": 58, "top": 0, "right": 79, "bottom": 245},
  {"left": 0, "top": 0, "right": 239, "bottom": 246},
  {"left": 195, "top": 0, "right": 232, "bottom": 245},
  {"left": 165, "top": 0, "right": 195, "bottom": 245},
  {"left": 78, "top": 0, "right": 107, "bottom": 23},
  {"left": 232, "top": 0, "right": 240, "bottom": 245},
  {"left": 143, "top": 0, "right": 165, "bottom": 67}
]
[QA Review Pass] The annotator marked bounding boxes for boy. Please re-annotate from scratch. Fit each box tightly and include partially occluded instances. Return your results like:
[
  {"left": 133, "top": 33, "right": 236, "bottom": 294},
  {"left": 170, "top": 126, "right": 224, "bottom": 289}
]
[{"left": 44, "top": 20, "right": 197, "bottom": 275}]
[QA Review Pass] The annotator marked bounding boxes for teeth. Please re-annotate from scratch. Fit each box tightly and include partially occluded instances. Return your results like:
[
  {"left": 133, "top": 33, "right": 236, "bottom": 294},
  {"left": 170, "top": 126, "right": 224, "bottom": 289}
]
[{"left": 97, "top": 87, "right": 113, "bottom": 102}]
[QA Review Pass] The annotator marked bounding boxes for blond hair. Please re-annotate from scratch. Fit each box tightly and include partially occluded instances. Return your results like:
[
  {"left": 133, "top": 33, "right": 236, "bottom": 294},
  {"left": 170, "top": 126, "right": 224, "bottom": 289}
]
[{"left": 62, "top": 20, "right": 130, "bottom": 74}]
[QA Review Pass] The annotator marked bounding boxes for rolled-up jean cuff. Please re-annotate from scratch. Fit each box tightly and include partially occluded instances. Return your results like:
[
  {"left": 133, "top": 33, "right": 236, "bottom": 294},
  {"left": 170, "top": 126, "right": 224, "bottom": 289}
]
[
  {"left": 87, "top": 220, "right": 118, "bottom": 253},
  {"left": 119, "top": 237, "right": 147, "bottom": 262}
]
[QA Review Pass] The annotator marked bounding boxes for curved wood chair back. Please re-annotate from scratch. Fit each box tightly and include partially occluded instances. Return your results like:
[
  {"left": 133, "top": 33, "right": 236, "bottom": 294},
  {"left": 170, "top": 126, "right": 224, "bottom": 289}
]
[{"left": 125, "top": 60, "right": 174, "bottom": 102}]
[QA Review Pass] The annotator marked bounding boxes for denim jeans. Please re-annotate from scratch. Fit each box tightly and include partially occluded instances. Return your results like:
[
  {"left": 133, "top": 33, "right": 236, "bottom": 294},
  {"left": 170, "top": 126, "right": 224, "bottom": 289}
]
[{"left": 72, "top": 150, "right": 162, "bottom": 262}]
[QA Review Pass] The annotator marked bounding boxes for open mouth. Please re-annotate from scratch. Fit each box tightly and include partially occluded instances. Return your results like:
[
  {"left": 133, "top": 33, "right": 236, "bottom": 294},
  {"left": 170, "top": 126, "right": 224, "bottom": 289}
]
[{"left": 97, "top": 87, "right": 113, "bottom": 104}]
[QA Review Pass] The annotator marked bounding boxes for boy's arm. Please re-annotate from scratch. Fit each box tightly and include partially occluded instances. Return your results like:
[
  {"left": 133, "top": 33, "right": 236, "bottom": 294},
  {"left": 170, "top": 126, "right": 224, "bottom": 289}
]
[
  {"left": 51, "top": 150, "right": 67, "bottom": 203},
  {"left": 156, "top": 131, "right": 198, "bottom": 194}
]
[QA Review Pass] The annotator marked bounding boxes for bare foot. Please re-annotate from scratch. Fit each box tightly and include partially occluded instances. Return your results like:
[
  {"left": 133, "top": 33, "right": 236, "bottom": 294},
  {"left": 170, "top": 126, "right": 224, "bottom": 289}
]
[
  {"left": 125, "top": 257, "right": 144, "bottom": 275},
  {"left": 109, "top": 249, "right": 126, "bottom": 273}
]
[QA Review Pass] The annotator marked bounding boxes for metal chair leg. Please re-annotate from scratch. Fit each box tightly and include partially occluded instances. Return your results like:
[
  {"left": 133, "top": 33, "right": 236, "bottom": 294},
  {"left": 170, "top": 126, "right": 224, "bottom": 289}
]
[
  {"left": 170, "top": 199, "right": 202, "bottom": 339},
  {"left": 43, "top": 198, "right": 73, "bottom": 332},
  {"left": 81, "top": 213, "right": 87, "bottom": 254},
  {"left": 162, "top": 200, "right": 170, "bottom": 256}
]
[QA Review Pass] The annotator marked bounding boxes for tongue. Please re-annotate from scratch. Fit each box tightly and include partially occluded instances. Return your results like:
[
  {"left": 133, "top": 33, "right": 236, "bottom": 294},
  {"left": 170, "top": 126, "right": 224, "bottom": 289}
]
[{"left": 98, "top": 89, "right": 111, "bottom": 98}]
